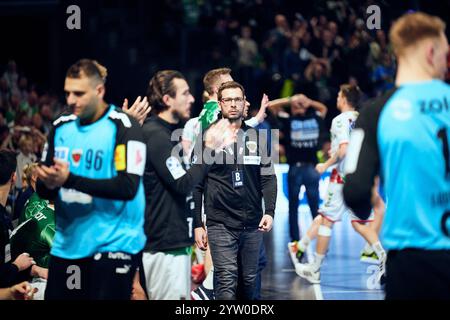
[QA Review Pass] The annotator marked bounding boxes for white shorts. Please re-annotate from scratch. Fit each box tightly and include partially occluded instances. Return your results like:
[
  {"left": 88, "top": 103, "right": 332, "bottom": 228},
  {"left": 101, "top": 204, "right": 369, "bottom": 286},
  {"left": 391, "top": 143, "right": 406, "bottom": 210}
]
[
  {"left": 142, "top": 251, "right": 191, "bottom": 300},
  {"left": 319, "top": 169, "right": 374, "bottom": 223}
]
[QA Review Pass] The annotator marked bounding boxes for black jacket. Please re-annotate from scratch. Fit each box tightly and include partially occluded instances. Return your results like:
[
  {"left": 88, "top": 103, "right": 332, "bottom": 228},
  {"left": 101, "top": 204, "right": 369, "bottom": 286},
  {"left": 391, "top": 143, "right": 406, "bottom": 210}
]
[
  {"left": 142, "top": 116, "right": 212, "bottom": 252},
  {"left": 0, "top": 204, "right": 20, "bottom": 287},
  {"left": 193, "top": 122, "right": 277, "bottom": 230}
]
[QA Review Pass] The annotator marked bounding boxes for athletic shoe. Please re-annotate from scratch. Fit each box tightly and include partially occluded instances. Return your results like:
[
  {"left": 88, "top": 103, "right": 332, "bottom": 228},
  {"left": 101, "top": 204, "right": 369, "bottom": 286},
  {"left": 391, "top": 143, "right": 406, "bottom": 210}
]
[
  {"left": 295, "top": 263, "right": 321, "bottom": 284},
  {"left": 376, "top": 257, "right": 386, "bottom": 285},
  {"left": 191, "top": 284, "right": 215, "bottom": 300},
  {"left": 288, "top": 241, "right": 305, "bottom": 266},
  {"left": 360, "top": 251, "right": 380, "bottom": 264}
]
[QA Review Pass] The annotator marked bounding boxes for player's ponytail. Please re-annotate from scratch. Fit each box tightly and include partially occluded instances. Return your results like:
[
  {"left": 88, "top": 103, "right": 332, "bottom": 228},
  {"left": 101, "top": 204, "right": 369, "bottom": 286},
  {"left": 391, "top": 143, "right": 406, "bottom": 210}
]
[{"left": 146, "top": 70, "right": 185, "bottom": 115}]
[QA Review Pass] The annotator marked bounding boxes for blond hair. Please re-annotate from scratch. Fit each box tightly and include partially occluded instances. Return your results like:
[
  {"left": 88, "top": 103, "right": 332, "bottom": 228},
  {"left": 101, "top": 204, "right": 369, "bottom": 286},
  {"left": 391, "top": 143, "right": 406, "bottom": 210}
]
[
  {"left": 389, "top": 12, "right": 446, "bottom": 57},
  {"left": 203, "top": 68, "right": 232, "bottom": 95},
  {"left": 22, "top": 163, "right": 38, "bottom": 186}
]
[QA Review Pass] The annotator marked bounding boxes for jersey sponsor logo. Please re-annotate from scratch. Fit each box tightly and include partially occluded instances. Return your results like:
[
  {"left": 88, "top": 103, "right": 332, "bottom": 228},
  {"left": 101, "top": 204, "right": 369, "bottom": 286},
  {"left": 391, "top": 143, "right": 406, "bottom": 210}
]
[
  {"left": 290, "top": 119, "right": 320, "bottom": 146},
  {"left": 109, "top": 110, "right": 132, "bottom": 128},
  {"left": 246, "top": 141, "right": 257, "bottom": 153},
  {"left": 114, "top": 144, "right": 126, "bottom": 171},
  {"left": 108, "top": 252, "right": 132, "bottom": 260},
  {"left": 54, "top": 147, "right": 69, "bottom": 162},
  {"left": 71, "top": 149, "right": 83, "bottom": 167},
  {"left": 243, "top": 155, "right": 261, "bottom": 165},
  {"left": 60, "top": 188, "right": 93, "bottom": 204},
  {"left": 419, "top": 97, "right": 450, "bottom": 114},
  {"left": 166, "top": 156, "right": 187, "bottom": 180},
  {"left": 391, "top": 99, "right": 412, "bottom": 121},
  {"left": 127, "top": 140, "right": 146, "bottom": 176},
  {"left": 116, "top": 264, "right": 131, "bottom": 274}
]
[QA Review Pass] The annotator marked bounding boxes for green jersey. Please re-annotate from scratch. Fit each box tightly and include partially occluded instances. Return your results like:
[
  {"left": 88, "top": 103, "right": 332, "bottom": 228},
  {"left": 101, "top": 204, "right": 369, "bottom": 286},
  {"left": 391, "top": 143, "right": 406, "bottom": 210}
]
[
  {"left": 10, "top": 193, "right": 55, "bottom": 268},
  {"left": 198, "top": 100, "right": 220, "bottom": 131}
]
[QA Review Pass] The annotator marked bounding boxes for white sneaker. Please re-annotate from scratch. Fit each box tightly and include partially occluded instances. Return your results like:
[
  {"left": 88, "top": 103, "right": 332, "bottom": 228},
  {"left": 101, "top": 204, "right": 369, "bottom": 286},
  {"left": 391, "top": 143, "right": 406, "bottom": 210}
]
[
  {"left": 295, "top": 263, "right": 321, "bottom": 284},
  {"left": 288, "top": 241, "right": 305, "bottom": 266},
  {"left": 376, "top": 256, "right": 386, "bottom": 285}
]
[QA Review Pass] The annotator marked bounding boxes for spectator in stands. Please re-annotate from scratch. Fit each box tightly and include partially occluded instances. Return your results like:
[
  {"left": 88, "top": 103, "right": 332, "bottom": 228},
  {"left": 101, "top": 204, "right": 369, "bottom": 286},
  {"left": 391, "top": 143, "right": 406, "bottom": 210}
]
[
  {"left": 237, "top": 25, "right": 259, "bottom": 102},
  {"left": 282, "top": 37, "right": 304, "bottom": 84},
  {"left": 372, "top": 52, "right": 396, "bottom": 96},
  {"left": 15, "top": 135, "right": 37, "bottom": 190},
  {"left": 269, "top": 14, "right": 292, "bottom": 73},
  {"left": 2, "top": 60, "right": 18, "bottom": 93}
]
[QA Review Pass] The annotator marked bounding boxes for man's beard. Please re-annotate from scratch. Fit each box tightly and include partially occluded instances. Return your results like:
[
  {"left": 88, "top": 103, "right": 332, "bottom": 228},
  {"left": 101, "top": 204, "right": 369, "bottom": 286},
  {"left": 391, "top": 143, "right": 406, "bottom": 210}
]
[
  {"left": 224, "top": 111, "right": 243, "bottom": 122},
  {"left": 172, "top": 108, "right": 190, "bottom": 122}
]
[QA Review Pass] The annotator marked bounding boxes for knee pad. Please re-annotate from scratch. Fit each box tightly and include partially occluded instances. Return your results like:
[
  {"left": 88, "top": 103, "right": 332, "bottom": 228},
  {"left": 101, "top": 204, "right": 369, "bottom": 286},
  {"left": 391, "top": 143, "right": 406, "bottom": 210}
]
[{"left": 318, "top": 225, "right": 332, "bottom": 237}]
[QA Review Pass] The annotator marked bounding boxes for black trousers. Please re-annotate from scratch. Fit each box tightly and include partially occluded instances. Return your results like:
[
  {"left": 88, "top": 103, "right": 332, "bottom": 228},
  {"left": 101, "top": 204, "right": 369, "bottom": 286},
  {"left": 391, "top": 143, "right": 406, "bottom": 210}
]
[
  {"left": 386, "top": 249, "right": 450, "bottom": 300},
  {"left": 45, "top": 252, "right": 139, "bottom": 300}
]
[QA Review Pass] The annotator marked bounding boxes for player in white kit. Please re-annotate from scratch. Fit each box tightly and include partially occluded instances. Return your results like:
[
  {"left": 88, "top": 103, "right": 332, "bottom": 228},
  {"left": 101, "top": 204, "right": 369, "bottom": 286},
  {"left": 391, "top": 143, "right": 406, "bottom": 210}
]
[{"left": 294, "top": 84, "right": 386, "bottom": 284}]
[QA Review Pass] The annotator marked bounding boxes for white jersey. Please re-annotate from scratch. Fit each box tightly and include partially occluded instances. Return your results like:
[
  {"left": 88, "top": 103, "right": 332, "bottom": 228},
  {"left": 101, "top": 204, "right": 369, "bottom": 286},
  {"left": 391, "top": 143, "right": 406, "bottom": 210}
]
[
  {"left": 182, "top": 117, "right": 201, "bottom": 159},
  {"left": 330, "top": 110, "right": 358, "bottom": 173}
]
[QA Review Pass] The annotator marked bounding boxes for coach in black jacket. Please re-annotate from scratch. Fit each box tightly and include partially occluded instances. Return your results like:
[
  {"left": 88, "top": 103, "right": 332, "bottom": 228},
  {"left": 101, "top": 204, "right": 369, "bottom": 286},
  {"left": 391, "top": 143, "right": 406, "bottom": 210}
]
[
  {"left": 194, "top": 81, "right": 277, "bottom": 300},
  {"left": 142, "top": 70, "right": 235, "bottom": 300}
]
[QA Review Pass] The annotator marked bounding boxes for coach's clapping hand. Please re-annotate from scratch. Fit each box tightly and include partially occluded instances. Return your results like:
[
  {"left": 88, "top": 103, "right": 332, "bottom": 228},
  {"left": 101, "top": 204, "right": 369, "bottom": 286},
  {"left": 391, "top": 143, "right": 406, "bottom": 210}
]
[
  {"left": 258, "top": 214, "right": 273, "bottom": 232},
  {"left": 35, "top": 159, "right": 70, "bottom": 189}
]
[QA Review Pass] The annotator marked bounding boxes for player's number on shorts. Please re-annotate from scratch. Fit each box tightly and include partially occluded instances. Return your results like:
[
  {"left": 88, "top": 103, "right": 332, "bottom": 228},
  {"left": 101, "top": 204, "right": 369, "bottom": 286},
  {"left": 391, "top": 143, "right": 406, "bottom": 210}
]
[
  {"left": 437, "top": 127, "right": 450, "bottom": 179},
  {"left": 86, "top": 149, "right": 103, "bottom": 171}
]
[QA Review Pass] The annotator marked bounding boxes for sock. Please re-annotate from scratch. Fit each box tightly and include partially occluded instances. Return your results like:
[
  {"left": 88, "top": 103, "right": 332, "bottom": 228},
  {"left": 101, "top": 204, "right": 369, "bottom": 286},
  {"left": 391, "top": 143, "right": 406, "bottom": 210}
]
[
  {"left": 363, "top": 242, "right": 374, "bottom": 254},
  {"left": 371, "top": 241, "right": 386, "bottom": 261},
  {"left": 202, "top": 266, "right": 214, "bottom": 290},
  {"left": 312, "top": 252, "right": 325, "bottom": 271},
  {"left": 298, "top": 235, "right": 311, "bottom": 252}
]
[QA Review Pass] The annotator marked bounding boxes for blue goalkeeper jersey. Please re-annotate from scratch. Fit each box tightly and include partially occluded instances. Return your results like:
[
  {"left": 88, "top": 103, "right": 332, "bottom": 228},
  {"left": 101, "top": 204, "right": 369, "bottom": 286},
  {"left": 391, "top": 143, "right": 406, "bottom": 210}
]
[
  {"left": 39, "top": 105, "right": 147, "bottom": 259},
  {"left": 344, "top": 80, "right": 450, "bottom": 250}
]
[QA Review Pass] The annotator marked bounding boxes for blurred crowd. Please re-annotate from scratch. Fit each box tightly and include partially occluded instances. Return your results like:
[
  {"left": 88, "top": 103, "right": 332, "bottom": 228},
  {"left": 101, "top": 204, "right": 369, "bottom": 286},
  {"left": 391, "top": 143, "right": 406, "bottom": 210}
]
[
  {"left": 0, "top": 60, "right": 64, "bottom": 206},
  {"left": 176, "top": 0, "right": 399, "bottom": 120}
]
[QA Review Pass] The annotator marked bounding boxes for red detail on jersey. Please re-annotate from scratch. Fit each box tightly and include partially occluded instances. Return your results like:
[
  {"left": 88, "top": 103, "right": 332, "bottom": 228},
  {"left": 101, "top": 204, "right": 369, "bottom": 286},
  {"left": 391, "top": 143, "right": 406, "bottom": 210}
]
[
  {"left": 329, "top": 168, "right": 344, "bottom": 184},
  {"left": 71, "top": 151, "right": 82, "bottom": 165},
  {"left": 136, "top": 150, "right": 142, "bottom": 165}
]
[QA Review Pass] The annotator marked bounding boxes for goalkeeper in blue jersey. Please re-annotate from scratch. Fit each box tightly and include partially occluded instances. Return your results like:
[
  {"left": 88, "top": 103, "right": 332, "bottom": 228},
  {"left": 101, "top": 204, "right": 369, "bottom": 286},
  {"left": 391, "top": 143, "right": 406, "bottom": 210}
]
[
  {"left": 36, "top": 59, "right": 147, "bottom": 300},
  {"left": 344, "top": 12, "right": 450, "bottom": 299}
]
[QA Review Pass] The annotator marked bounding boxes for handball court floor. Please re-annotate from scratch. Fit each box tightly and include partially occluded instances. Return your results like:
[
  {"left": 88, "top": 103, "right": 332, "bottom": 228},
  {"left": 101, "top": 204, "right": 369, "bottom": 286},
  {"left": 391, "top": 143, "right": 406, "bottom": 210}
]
[{"left": 260, "top": 205, "right": 385, "bottom": 300}]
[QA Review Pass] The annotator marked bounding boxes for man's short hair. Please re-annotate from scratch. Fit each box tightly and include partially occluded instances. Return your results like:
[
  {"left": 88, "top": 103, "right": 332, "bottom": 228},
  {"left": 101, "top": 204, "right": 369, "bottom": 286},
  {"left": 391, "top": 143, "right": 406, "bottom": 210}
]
[
  {"left": 217, "top": 81, "right": 245, "bottom": 101},
  {"left": 340, "top": 84, "right": 362, "bottom": 110},
  {"left": 203, "top": 68, "right": 232, "bottom": 96},
  {"left": 66, "top": 59, "right": 108, "bottom": 84},
  {"left": 146, "top": 70, "right": 186, "bottom": 114},
  {"left": 0, "top": 150, "right": 17, "bottom": 185},
  {"left": 389, "top": 12, "right": 446, "bottom": 57}
]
